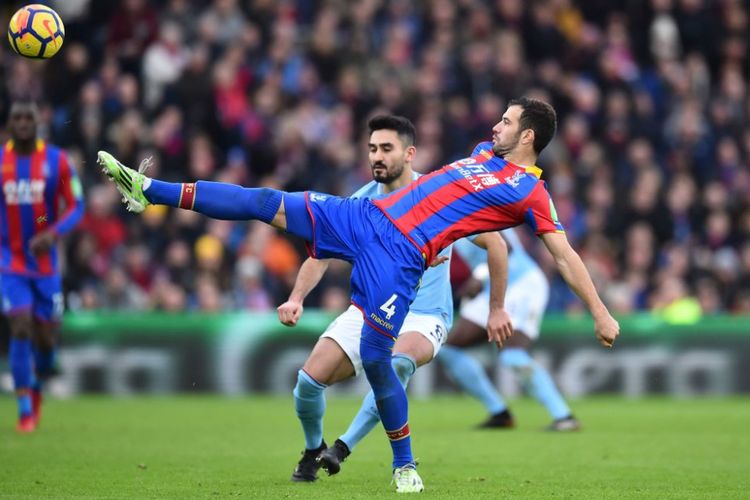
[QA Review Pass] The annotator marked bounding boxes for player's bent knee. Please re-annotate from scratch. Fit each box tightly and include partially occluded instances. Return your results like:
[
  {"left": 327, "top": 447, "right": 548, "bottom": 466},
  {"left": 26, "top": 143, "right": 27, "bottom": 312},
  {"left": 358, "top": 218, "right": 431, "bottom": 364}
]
[
  {"left": 391, "top": 354, "right": 416, "bottom": 384},
  {"left": 302, "top": 338, "right": 353, "bottom": 385},
  {"left": 394, "top": 331, "right": 433, "bottom": 367},
  {"left": 8, "top": 315, "right": 33, "bottom": 340},
  {"left": 445, "top": 319, "right": 486, "bottom": 347},
  {"left": 293, "top": 369, "right": 326, "bottom": 399}
]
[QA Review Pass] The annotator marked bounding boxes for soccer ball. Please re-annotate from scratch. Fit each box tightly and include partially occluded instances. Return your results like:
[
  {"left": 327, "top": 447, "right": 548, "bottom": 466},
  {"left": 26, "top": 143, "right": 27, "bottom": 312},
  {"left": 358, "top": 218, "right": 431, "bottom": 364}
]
[{"left": 7, "top": 4, "right": 65, "bottom": 59}]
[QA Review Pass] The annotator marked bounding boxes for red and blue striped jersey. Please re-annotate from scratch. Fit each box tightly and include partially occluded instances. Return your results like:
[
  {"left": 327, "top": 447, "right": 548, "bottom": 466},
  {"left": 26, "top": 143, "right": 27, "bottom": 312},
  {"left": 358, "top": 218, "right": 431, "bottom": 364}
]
[
  {"left": 373, "top": 142, "right": 564, "bottom": 263},
  {"left": 0, "top": 140, "right": 85, "bottom": 276}
]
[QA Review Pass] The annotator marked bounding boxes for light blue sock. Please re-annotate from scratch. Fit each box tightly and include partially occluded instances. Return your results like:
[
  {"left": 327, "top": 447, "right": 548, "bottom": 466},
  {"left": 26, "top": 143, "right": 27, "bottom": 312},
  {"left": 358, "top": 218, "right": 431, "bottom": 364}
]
[
  {"left": 500, "top": 348, "right": 571, "bottom": 420},
  {"left": 438, "top": 345, "right": 506, "bottom": 415},
  {"left": 340, "top": 354, "right": 416, "bottom": 452},
  {"left": 293, "top": 369, "right": 327, "bottom": 450}
]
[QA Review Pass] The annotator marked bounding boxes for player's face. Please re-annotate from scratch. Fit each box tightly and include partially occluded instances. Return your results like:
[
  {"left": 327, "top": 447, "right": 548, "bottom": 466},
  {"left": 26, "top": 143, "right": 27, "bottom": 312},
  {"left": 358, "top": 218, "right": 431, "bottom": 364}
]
[
  {"left": 8, "top": 106, "right": 38, "bottom": 142},
  {"left": 368, "top": 129, "right": 410, "bottom": 183},
  {"left": 491, "top": 105, "right": 523, "bottom": 157}
]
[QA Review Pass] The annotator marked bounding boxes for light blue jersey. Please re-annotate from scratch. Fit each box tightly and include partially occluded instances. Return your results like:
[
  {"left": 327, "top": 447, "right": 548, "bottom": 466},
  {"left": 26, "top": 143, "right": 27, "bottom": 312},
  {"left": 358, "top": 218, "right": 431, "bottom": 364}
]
[
  {"left": 351, "top": 173, "right": 454, "bottom": 328},
  {"left": 454, "top": 227, "right": 541, "bottom": 291}
]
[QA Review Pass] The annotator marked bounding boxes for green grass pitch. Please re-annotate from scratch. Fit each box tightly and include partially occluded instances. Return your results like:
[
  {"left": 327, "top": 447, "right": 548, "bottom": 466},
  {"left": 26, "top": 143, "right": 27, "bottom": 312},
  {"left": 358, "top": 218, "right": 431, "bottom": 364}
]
[{"left": 0, "top": 396, "right": 748, "bottom": 498}]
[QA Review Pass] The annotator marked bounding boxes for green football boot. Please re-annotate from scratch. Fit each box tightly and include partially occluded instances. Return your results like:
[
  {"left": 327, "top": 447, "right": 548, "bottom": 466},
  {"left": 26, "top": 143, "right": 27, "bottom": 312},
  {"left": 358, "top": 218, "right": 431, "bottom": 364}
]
[{"left": 97, "top": 151, "right": 151, "bottom": 213}]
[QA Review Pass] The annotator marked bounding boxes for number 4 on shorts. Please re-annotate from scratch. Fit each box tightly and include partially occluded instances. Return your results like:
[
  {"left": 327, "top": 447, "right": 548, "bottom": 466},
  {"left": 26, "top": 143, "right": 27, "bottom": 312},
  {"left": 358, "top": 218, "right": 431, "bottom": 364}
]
[{"left": 380, "top": 293, "right": 397, "bottom": 320}]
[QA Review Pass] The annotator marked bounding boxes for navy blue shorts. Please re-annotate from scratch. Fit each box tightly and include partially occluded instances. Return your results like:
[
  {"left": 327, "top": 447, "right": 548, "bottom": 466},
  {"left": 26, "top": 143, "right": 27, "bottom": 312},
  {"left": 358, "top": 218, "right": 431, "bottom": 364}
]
[
  {"left": 304, "top": 192, "right": 425, "bottom": 339},
  {"left": 1, "top": 272, "right": 63, "bottom": 321}
]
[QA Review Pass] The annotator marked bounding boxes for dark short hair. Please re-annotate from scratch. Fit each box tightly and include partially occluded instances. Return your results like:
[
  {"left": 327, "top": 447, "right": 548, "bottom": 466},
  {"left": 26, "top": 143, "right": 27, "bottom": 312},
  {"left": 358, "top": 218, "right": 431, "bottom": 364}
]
[
  {"left": 368, "top": 115, "right": 416, "bottom": 147},
  {"left": 508, "top": 97, "right": 557, "bottom": 154}
]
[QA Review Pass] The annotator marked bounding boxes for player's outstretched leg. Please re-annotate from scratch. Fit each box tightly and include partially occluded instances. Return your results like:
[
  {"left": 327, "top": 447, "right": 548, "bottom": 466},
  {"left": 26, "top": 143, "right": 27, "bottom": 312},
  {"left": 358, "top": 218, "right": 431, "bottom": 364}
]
[
  {"left": 291, "top": 370, "right": 327, "bottom": 482},
  {"left": 97, "top": 152, "right": 152, "bottom": 212},
  {"left": 500, "top": 348, "right": 580, "bottom": 431},
  {"left": 97, "top": 151, "right": 317, "bottom": 239},
  {"left": 318, "top": 354, "right": 416, "bottom": 476},
  {"left": 438, "top": 345, "right": 514, "bottom": 428}
]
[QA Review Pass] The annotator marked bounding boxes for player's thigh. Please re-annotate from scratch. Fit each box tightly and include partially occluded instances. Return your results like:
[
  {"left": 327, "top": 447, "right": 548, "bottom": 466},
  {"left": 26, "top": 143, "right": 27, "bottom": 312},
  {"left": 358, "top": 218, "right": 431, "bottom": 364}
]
[
  {"left": 303, "top": 193, "right": 368, "bottom": 261},
  {"left": 1, "top": 274, "right": 33, "bottom": 338},
  {"left": 302, "top": 338, "right": 355, "bottom": 385},
  {"left": 395, "top": 313, "right": 448, "bottom": 366},
  {"left": 1, "top": 273, "right": 33, "bottom": 315},
  {"left": 316, "top": 304, "right": 366, "bottom": 380},
  {"left": 31, "top": 274, "right": 63, "bottom": 323},
  {"left": 445, "top": 317, "right": 487, "bottom": 347},
  {"left": 350, "top": 246, "right": 422, "bottom": 345},
  {"left": 502, "top": 330, "right": 532, "bottom": 349}
]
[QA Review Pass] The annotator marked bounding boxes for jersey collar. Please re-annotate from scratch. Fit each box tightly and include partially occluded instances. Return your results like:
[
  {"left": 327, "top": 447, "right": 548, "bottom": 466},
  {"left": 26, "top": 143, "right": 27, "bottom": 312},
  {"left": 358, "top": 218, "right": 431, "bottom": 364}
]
[
  {"left": 6, "top": 139, "right": 45, "bottom": 152},
  {"left": 524, "top": 165, "right": 543, "bottom": 178}
]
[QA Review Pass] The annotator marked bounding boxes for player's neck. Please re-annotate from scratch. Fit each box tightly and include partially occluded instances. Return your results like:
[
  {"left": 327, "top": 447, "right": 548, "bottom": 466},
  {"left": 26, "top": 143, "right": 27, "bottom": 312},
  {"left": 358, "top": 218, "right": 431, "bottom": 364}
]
[
  {"left": 382, "top": 167, "right": 414, "bottom": 193},
  {"left": 502, "top": 151, "right": 538, "bottom": 168},
  {"left": 13, "top": 139, "right": 36, "bottom": 155}
]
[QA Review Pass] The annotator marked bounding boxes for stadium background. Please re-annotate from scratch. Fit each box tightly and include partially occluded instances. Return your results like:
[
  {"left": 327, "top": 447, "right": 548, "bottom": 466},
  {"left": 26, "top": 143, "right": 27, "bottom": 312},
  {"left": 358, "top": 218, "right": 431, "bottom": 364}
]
[
  {"left": 0, "top": 0, "right": 749, "bottom": 398},
  {"left": 1, "top": 1, "right": 750, "bottom": 498}
]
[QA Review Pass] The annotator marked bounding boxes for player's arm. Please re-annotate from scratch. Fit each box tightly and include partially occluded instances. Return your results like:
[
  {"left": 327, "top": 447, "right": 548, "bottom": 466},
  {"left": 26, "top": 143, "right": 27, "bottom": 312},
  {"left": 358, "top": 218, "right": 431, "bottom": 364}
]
[
  {"left": 277, "top": 257, "right": 332, "bottom": 327},
  {"left": 540, "top": 232, "right": 620, "bottom": 347},
  {"left": 471, "top": 232, "right": 513, "bottom": 346},
  {"left": 30, "top": 152, "right": 85, "bottom": 254}
]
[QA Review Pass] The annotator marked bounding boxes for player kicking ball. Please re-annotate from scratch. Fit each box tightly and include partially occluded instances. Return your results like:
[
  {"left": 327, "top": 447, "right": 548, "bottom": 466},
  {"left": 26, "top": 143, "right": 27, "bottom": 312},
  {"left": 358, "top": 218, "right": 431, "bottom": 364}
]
[
  {"left": 99, "top": 97, "right": 620, "bottom": 493},
  {"left": 277, "top": 116, "right": 508, "bottom": 491}
]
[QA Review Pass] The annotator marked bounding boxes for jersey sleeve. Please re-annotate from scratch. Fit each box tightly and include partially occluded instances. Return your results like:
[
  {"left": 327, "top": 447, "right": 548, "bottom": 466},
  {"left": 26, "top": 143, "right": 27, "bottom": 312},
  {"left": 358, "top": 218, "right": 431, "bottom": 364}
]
[
  {"left": 524, "top": 183, "right": 565, "bottom": 235},
  {"left": 51, "top": 151, "right": 85, "bottom": 236}
]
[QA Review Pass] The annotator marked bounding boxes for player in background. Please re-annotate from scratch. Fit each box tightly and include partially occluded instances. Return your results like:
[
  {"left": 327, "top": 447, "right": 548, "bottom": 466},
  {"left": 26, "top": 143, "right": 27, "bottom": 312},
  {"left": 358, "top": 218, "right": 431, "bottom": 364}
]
[
  {"left": 100, "top": 97, "right": 620, "bottom": 493},
  {"left": 0, "top": 101, "right": 85, "bottom": 432},
  {"left": 276, "top": 115, "right": 508, "bottom": 486},
  {"left": 440, "top": 225, "right": 580, "bottom": 431}
]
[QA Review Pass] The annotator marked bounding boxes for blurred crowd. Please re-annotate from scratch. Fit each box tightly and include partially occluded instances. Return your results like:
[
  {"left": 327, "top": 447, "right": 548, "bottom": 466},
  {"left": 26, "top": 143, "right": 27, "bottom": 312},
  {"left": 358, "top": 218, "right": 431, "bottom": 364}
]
[{"left": 1, "top": 0, "right": 749, "bottom": 317}]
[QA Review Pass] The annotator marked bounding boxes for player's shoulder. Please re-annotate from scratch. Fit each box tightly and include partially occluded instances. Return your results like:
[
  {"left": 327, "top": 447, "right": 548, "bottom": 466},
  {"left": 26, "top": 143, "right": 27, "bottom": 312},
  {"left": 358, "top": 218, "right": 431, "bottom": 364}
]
[
  {"left": 42, "top": 142, "right": 66, "bottom": 157},
  {"left": 470, "top": 141, "right": 494, "bottom": 157},
  {"left": 349, "top": 180, "right": 379, "bottom": 199}
]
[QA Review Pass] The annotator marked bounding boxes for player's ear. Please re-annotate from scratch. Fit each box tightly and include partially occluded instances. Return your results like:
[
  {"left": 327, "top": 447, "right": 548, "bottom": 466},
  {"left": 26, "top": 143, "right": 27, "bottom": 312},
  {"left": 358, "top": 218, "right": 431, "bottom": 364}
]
[
  {"left": 405, "top": 145, "right": 417, "bottom": 161},
  {"left": 522, "top": 129, "right": 535, "bottom": 147}
]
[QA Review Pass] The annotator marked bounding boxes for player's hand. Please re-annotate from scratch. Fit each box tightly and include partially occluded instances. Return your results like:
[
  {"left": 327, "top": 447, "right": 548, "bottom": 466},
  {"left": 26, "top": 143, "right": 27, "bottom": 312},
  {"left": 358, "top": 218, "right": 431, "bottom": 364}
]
[
  {"left": 428, "top": 255, "right": 449, "bottom": 267},
  {"left": 486, "top": 308, "right": 513, "bottom": 347},
  {"left": 594, "top": 312, "right": 619, "bottom": 348},
  {"left": 277, "top": 300, "right": 304, "bottom": 327},
  {"left": 29, "top": 230, "right": 56, "bottom": 255}
]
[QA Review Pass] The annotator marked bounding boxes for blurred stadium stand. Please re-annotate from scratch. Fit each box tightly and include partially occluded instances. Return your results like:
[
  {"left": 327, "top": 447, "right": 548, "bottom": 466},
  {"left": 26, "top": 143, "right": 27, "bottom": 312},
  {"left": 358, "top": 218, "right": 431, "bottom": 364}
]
[{"left": 0, "top": 0, "right": 748, "bottom": 319}]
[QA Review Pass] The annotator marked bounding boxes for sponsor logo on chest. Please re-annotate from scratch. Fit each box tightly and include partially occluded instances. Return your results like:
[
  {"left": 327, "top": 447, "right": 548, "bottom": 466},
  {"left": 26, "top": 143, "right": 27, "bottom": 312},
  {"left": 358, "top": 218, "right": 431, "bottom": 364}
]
[
  {"left": 451, "top": 158, "right": 509, "bottom": 192},
  {"left": 3, "top": 179, "right": 46, "bottom": 205}
]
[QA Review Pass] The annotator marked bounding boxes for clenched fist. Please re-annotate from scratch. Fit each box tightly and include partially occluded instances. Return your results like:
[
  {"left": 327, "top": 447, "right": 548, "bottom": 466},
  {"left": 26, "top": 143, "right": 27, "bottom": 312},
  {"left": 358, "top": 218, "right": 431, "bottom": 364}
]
[{"left": 277, "top": 300, "right": 304, "bottom": 326}]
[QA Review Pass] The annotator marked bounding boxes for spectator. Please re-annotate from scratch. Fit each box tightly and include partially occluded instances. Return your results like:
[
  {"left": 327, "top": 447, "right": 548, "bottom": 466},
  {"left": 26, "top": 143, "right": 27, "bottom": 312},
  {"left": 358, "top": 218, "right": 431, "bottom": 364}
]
[{"left": 2, "top": 1, "right": 746, "bottom": 316}]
